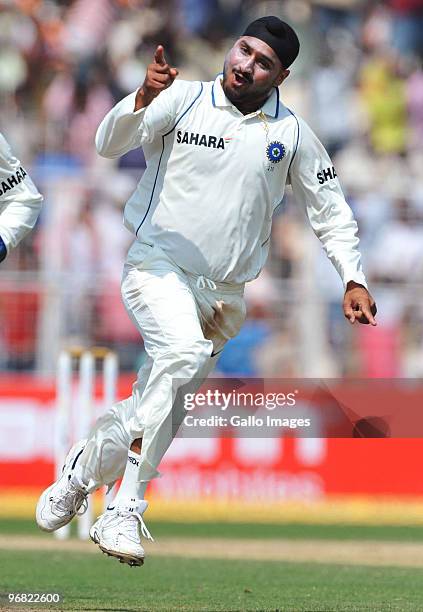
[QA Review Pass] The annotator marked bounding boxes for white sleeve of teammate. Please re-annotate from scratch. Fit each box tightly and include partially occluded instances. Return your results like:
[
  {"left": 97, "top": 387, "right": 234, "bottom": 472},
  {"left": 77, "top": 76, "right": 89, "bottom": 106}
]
[
  {"left": 95, "top": 80, "right": 197, "bottom": 158},
  {"left": 0, "top": 133, "right": 43, "bottom": 253},
  {"left": 289, "top": 117, "right": 367, "bottom": 289}
]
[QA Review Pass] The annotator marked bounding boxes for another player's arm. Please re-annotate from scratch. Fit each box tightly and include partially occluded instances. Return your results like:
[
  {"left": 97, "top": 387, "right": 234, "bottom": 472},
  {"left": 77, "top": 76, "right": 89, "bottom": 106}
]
[
  {"left": 0, "top": 134, "right": 43, "bottom": 263},
  {"left": 95, "top": 45, "right": 179, "bottom": 158},
  {"left": 289, "top": 118, "right": 377, "bottom": 326}
]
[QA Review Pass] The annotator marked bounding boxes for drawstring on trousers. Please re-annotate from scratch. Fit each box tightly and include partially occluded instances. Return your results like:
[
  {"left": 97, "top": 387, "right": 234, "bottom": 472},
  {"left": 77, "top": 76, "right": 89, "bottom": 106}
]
[{"left": 196, "top": 275, "right": 217, "bottom": 291}]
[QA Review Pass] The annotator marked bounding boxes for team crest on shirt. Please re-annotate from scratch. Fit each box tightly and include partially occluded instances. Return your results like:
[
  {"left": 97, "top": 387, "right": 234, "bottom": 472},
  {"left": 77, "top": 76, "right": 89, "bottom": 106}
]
[{"left": 266, "top": 141, "right": 285, "bottom": 164}]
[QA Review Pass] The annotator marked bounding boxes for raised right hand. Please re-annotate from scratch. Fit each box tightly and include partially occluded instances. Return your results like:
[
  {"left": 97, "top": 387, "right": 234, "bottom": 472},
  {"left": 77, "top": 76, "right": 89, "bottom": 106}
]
[{"left": 135, "top": 45, "right": 179, "bottom": 110}]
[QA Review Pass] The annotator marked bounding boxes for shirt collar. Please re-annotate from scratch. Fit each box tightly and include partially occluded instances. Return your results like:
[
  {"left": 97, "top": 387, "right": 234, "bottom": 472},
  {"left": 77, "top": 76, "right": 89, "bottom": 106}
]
[{"left": 211, "top": 74, "right": 280, "bottom": 119}]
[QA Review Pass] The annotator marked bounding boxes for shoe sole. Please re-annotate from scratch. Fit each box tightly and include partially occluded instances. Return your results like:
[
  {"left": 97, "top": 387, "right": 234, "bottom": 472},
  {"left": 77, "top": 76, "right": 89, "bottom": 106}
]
[
  {"left": 90, "top": 528, "right": 144, "bottom": 567},
  {"left": 35, "top": 440, "right": 86, "bottom": 532},
  {"left": 99, "top": 545, "right": 144, "bottom": 567}
]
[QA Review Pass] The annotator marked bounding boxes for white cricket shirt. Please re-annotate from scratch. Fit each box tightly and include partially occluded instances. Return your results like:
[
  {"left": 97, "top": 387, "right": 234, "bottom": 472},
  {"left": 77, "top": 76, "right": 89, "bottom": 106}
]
[
  {"left": 0, "top": 132, "right": 43, "bottom": 254},
  {"left": 96, "top": 75, "right": 367, "bottom": 287}
]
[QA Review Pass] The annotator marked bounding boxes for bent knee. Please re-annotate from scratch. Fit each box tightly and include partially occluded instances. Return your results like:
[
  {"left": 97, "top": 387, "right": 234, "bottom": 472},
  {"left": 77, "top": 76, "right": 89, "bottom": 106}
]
[
  {"left": 178, "top": 338, "right": 212, "bottom": 370},
  {"left": 156, "top": 338, "right": 212, "bottom": 375}
]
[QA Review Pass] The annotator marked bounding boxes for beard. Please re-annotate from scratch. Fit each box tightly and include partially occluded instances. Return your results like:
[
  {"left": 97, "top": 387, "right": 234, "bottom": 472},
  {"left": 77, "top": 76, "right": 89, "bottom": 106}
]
[
  {"left": 222, "top": 61, "right": 249, "bottom": 104},
  {"left": 221, "top": 60, "right": 272, "bottom": 110}
]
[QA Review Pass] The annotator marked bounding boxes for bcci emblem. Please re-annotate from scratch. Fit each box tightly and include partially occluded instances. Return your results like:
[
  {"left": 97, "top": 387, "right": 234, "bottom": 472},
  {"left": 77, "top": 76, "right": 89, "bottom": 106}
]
[{"left": 266, "top": 141, "right": 285, "bottom": 164}]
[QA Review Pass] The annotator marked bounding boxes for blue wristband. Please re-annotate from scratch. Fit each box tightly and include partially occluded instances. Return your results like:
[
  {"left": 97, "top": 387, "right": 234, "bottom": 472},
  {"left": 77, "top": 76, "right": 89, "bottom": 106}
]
[{"left": 0, "top": 235, "right": 7, "bottom": 263}]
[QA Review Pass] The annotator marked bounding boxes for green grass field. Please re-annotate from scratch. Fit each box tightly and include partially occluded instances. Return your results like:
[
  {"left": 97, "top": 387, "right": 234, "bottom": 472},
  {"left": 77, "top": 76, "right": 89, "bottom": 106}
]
[
  {"left": 3, "top": 518, "right": 423, "bottom": 541},
  {"left": 1, "top": 520, "right": 423, "bottom": 611}
]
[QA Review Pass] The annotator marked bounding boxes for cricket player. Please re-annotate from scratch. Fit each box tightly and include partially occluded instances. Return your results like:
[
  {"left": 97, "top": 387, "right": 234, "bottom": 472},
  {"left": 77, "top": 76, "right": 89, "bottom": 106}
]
[
  {"left": 0, "top": 132, "right": 43, "bottom": 263},
  {"left": 36, "top": 16, "right": 377, "bottom": 566}
]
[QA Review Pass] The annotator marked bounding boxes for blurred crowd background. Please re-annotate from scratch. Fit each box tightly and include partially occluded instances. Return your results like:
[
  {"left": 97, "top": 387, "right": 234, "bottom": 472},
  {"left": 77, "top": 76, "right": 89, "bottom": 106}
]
[{"left": 0, "top": 0, "right": 423, "bottom": 378}]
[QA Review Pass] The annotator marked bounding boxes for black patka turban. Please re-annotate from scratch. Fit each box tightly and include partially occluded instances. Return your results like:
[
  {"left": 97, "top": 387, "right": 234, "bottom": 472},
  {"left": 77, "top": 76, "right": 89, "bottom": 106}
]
[{"left": 243, "top": 16, "right": 300, "bottom": 68}]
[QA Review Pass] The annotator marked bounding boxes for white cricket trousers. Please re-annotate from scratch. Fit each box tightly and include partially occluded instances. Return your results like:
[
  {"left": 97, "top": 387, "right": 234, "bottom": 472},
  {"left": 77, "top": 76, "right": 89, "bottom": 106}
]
[{"left": 75, "top": 241, "right": 246, "bottom": 492}]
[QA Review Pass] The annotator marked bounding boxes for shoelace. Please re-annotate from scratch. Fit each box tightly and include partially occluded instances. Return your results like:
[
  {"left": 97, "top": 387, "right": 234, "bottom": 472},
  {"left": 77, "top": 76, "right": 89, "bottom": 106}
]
[
  {"left": 196, "top": 275, "right": 217, "bottom": 291},
  {"left": 118, "top": 510, "right": 155, "bottom": 543},
  {"left": 75, "top": 496, "right": 89, "bottom": 516},
  {"left": 52, "top": 480, "right": 88, "bottom": 517},
  {"left": 135, "top": 511, "right": 155, "bottom": 542}
]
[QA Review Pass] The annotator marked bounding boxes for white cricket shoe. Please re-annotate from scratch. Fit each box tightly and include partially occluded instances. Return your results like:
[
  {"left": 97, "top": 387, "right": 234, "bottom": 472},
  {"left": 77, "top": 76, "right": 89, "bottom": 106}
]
[
  {"left": 36, "top": 440, "right": 88, "bottom": 532},
  {"left": 89, "top": 499, "right": 154, "bottom": 567}
]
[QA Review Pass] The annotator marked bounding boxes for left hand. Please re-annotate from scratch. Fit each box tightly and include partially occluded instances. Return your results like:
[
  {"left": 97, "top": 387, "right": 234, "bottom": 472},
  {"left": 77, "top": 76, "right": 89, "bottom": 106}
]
[{"left": 343, "top": 281, "right": 377, "bottom": 326}]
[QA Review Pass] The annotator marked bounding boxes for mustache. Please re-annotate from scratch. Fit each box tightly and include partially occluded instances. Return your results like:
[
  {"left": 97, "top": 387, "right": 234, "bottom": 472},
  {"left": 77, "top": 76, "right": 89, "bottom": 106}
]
[{"left": 233, "top": 68, "right": 253, "bottom": 84}]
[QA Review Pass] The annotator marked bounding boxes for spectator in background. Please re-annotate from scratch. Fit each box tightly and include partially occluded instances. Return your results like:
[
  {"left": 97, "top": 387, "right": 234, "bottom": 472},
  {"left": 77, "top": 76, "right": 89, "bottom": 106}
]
[
  {"left": 359, "top": 53, "right": 408, "bottom": 155},
  {"left": 388, "top": 0, "right": 423, "bottom": 60},
  {"left": 406, "top": 58, "right": 423, "bottom": 150},
  {"left": 356, "top": 196, "right": 423, "bottom": 377},
  {"left": 64, "top": 199, "right": 98, "bottom": 341},
  {"left": 367, "top": 197, "right": 423, "bottom": 287},
  {"left": 313, "top": 0, "right": 363, "bottom": 37},
  {"left": 43, "top": 59, "right": 114, "bottom": 164},
  {"left": 310, "top": 44, "right": 356, "bottom": 157}
]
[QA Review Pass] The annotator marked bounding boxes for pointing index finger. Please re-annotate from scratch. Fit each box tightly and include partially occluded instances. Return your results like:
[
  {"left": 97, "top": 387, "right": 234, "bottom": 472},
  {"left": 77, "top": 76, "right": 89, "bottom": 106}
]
[{"left": 154, "top": 45, "right": 166, "bottom": 66}]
